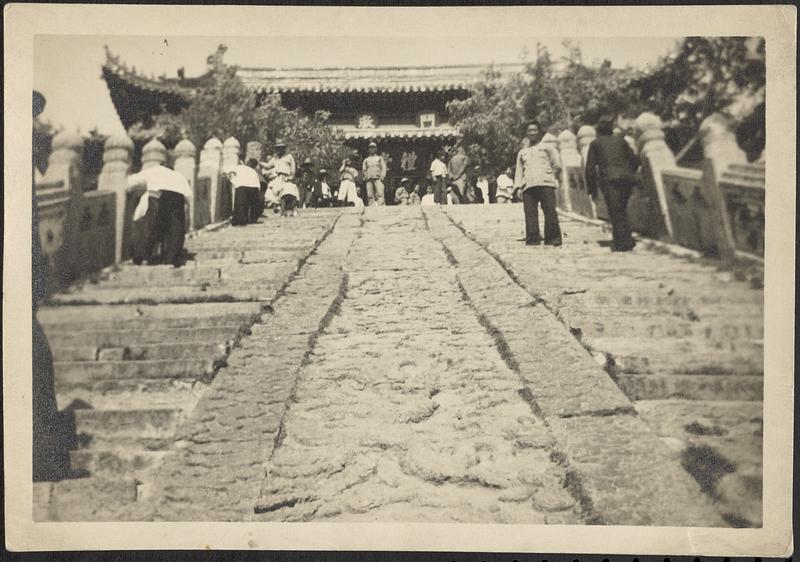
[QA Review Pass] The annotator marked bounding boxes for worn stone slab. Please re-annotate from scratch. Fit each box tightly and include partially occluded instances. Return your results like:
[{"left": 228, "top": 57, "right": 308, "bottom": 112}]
[
  {"left": 616, "top": 373, "right": 764, "bottom": 401},
  {"left": 547, "top": 414, "right": 725, "bottom": 526},
  {"left": 46, "top": 326, "right": 243, "bottom": 348},
  {"left": 55, "top": 359, "right": 215, "bottom": 386}
]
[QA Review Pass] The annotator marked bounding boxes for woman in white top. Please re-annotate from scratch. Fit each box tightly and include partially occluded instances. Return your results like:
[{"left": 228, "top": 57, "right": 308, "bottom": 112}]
[{"left": 495, "top": 167, "right": 515, "bottom": 203}]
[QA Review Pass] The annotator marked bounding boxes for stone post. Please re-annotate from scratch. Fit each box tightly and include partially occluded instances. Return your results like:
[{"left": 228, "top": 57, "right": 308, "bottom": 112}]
[
  {"left": 221, "top": 136, "right": 240, "bottom": 218},
  {"left": 633, "top": 112, "right": 675, "bottom": 239},
  {"left": 198, "top": 137, "right": 223, "bottom": 221},
  {"left": 141, "top": 138, "right": 167, "bottom": 169},
  {"left": 576, "top": 125, "right": 599, "bottom": 218},
  {"left": 245, "top": 141, "right": 263, "bottom": 164},
  {"left": 576, "top": 125, "right": 597, "bottom": 167},
  {"left": 98, "top": 133, "right": 134, "bottom": 263},
  {"left": 36, "top": 131, "right": 84, "bottom": 286},
  {"left": 556, "top": 130, "right": 581, "bottom": 212},
  {"left": 698, "top": 113, "right": 748, "bottom": 179},
  {"left": 173, "top": 138, "right": 197, "bottom": 231}
]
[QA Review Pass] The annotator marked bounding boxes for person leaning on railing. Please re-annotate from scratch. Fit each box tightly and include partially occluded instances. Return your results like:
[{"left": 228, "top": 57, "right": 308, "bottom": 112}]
[{"left": 126, "top": 164, "right": 193, "bottom": 266}]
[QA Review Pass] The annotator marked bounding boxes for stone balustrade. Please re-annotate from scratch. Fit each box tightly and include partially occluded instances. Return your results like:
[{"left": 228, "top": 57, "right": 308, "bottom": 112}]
[
  {"left": 35, "top": 133, "right": 249, "bottom": 290},
  {"left": 558, "top": 111, "right": 765, "bottom": 261}
]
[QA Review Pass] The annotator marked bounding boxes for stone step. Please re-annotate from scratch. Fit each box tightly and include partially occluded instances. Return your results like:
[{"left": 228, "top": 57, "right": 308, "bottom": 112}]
[
  {"left": 98, "top": 265, "right": 222, "bottom": 284},
  {"left": 616, "top": 373, "right": 763, "bottom": 401},
  {"left": 57, "top": 381, "right": 208, "bottom": 412},
  {"left": 73, "top": 408, "right": 180, "bottom": 449},
  {"left": 54, "top": 359, "right": 215, "bottom": 387},
  {"left": 33, "top": 477, "right": 141, "bottom": 521},
  {"left": 551, "top": 290, "right": 763, "bottom": 309},
  {"left": 53, "top": 341, "right": 228, "bottom": 363},
  {"left": 37, "top": 302, "right": 263, "bottom": 323},
  {"left": 42, "top": 312, "right": 258, "bottom": 333},
  {"left": 49, "top": 285, "right": 280, "bottom": 305},
  {"left": 562, "top": 314, "right": 764, "bottom": 341},
  {"left": 46, "top": 325, "right": 243, "bottom": 348},
  {"left": 70, "top": 449, "right": 169, "bottom": 476}
]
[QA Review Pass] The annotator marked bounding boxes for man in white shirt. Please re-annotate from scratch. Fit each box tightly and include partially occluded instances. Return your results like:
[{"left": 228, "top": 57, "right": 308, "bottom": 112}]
[
  {"left": 126, "top": 164, "right": 193, "bottom": 267},
  {"left": 429, "top": 149, "right": 448, "bottom": 205},
  {"left": 227, "top": 159, "right": 262, "bottom": 226}
]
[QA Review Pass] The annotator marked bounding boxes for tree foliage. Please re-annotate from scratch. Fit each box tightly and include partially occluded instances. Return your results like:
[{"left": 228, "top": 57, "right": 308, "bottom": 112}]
[
  {"left": 447, "top": 42, "right": 642, "bottom": 175},
  {"left": 632, "top": 37, "right": 765, "bottom": 131},
  {"left": 129, "top": 48, "right": 350, "bottom": 173}
]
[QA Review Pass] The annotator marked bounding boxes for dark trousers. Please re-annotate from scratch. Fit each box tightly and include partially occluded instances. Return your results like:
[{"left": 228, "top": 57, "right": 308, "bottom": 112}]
[
  {"left": 523, "top": 187, "right": 562, "bottom": 244},
  {"left": 133, "top": 191, "right": 186, "bottom": 266},
  {"left": 233, "top": 186, "right": 260, "bottom": 226},
  {"left": 600, "top": 178, "right": 635, "bottom": 251},
  {"left": 433, "top": 176, "right": 447, "bottom": 205},
  {"left": 33, "top": 314, "right": 70, "bottom": 481}
]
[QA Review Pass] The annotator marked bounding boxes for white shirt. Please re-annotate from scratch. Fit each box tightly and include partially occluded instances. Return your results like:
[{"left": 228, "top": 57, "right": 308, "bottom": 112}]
[
  {"left": 496, "top": 173, "right": 514, "bottom": 199},
  {"left": 420, "top": 194, "right": 436, "bottom": 206},
  {"left": 477, "top": 179, "right": 490, "bottom": 205},
  {"left": 228, "top": 164, "right": 261, "bottom": 189},
  {"left": 127, "top": 165, "right": 192, "bottom": 199},
  {"left": 430, "top": 158, "right": 448, "bottom": 178}
]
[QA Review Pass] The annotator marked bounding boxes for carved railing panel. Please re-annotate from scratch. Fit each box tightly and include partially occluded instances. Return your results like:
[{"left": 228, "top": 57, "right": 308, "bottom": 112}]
[
  {"left": 70, "top": 191, "right": 116, "bottom": 276},
  {"left": 565, "top": 165, "right": 595, "bottom": 219},
  {"left": 194, "top": 176, "right": 212, "bottom": 229},
  {"left": 718, "top": 162, "right": 765, "bottom": 258}
]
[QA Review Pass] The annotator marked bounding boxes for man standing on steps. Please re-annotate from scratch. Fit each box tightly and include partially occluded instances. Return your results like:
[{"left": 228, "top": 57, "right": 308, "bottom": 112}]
[
  {"left": 430, "top": 148, "right": 449, "bottom": 205},
  {"left": 260, "top": 138, "right": 297, "bottom": 202},
  {"left": 126, "top": 163, "right": 194, "bottom": 266},
  {"left": 447, "top": 145, "right": 473, "bottom": 204},
  {"left": 362, "top": 141, "right": 387, "bottom": 206},
  {"left": 585, "top": 116, "right": 640, "bottom": 252},
  {"left": 514, "top": 121, "right": 563, "bottom": 246}
]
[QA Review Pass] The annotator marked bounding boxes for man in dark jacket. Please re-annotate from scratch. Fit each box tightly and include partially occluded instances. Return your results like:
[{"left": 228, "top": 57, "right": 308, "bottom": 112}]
[{"left": 585, "top": 116, "right": 640, "bottom": 251}]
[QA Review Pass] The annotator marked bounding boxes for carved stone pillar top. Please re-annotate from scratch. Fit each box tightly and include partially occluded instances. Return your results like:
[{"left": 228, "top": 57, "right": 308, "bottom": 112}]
[
  {"left": 203, "top": 137, "right": 223, "bottom": 151},
  {"left": 222, "top": 136, "right": 241, "bottom": 150},
  {"left": 557, "top": 130, "right": 582, "bottom": 167},
  {"left": 102, "top": 133, "right": 134, "bottom": 165},
  {"left": 245, "top": 141, "right": 263, "bottom": 163},
  {"left": 174, "top": 138, "right": 197, "bottom": 160},
  {"left": 48, "top": 131, "right": 84, "bottom": 167},
  {"left": 142, "top": 138, "right": 167, "bottom": 169},
  {"left": 633, "top": 112, "right": 667, "bottom": 150},
  {"left": 698, "top": 112, "right": 747, "bottom": 167}
]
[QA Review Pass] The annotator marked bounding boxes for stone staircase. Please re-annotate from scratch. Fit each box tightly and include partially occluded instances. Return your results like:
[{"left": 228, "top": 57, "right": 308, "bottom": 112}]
[
  {"left": 443, "top": 205, "right": 764, "bottom": 528},
  {"left": 33, "top": 212, "right": 342, "bottom": 521}
]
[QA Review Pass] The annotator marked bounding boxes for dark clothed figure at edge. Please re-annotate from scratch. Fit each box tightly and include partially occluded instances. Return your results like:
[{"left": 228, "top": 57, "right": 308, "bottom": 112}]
[{"left": 585, "top": 117, "right": 641, "bottom": 252}]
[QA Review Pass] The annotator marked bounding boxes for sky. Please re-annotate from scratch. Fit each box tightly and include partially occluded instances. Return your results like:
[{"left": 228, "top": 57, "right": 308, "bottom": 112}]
[{"left": 33, "top": 35, "right": 681, "bottom": 136}]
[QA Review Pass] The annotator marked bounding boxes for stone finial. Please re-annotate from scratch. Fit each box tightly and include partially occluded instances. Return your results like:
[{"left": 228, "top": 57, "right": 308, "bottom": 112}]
[
  {"left": 174, "top": 138, "right": 197, "bottom": 159},
  {"left": 203, "top": 137, "right": 223, "bottom": 151},
  {"left": 557, "top": 130, "right": 582, "bottom": 167},
  {"left": 142, "top": 138, "right": 167, "bottom": 169},
  {"left": 633, "top": 112, "right": 666, "bottom": 150},
  {"left": 698, "top": 112, "right": 747, "bottom": 168},
  {"left": 101, "top": 133, "right": 134, "bottom": 169},
  {"left": 49, "top": 131, "right": 84, "bottom": 164},
  {"left": 222, "top": 136, "right": 240, "bottom": 150},
  {"left": 576, "top": 125, "right": 597, "bottom": 166},
  {"left": 245, "top": 141, "right": 263, "bottom": 163},
  {"left": 222, "top": 136, "right": 241, "bottom": 171}
]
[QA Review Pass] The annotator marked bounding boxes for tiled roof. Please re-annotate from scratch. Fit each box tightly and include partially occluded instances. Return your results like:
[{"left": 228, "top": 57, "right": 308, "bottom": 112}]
[{"left": 237, "top": 63, "right": 524, "bottom": 93}]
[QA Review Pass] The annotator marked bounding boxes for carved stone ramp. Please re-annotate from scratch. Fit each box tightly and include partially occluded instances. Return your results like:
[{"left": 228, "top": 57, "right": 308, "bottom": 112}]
[
  {"left": 33, "top": 210, "right": 344, "bottom": 521},
  {"left": 441, "top": 204, "right": 762, "bottom": 527}
]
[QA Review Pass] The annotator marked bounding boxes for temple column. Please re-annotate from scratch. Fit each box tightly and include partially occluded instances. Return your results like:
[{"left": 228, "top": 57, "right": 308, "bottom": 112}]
[{"left": 98, "top": 133, "right": 134, "bottom": 263}]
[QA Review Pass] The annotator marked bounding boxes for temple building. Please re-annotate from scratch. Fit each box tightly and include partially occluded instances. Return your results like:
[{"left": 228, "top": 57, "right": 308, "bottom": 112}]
[{"left": 101, "top": 46, "right": 523, "bottom": 184}]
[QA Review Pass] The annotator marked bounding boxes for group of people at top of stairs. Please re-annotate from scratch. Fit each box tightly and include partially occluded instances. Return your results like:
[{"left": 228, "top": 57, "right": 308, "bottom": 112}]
[{"left": 122, "top": 117, "right": 640, "bottom": 268}]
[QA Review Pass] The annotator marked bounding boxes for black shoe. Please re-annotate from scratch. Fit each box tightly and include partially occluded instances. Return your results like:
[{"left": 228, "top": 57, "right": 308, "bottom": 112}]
[
  {"left": 545, "top": 240, "right": 562, "bottom": 247},
  {"left": 526, "top": 239, "right": 543, "bottom": 246}
]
